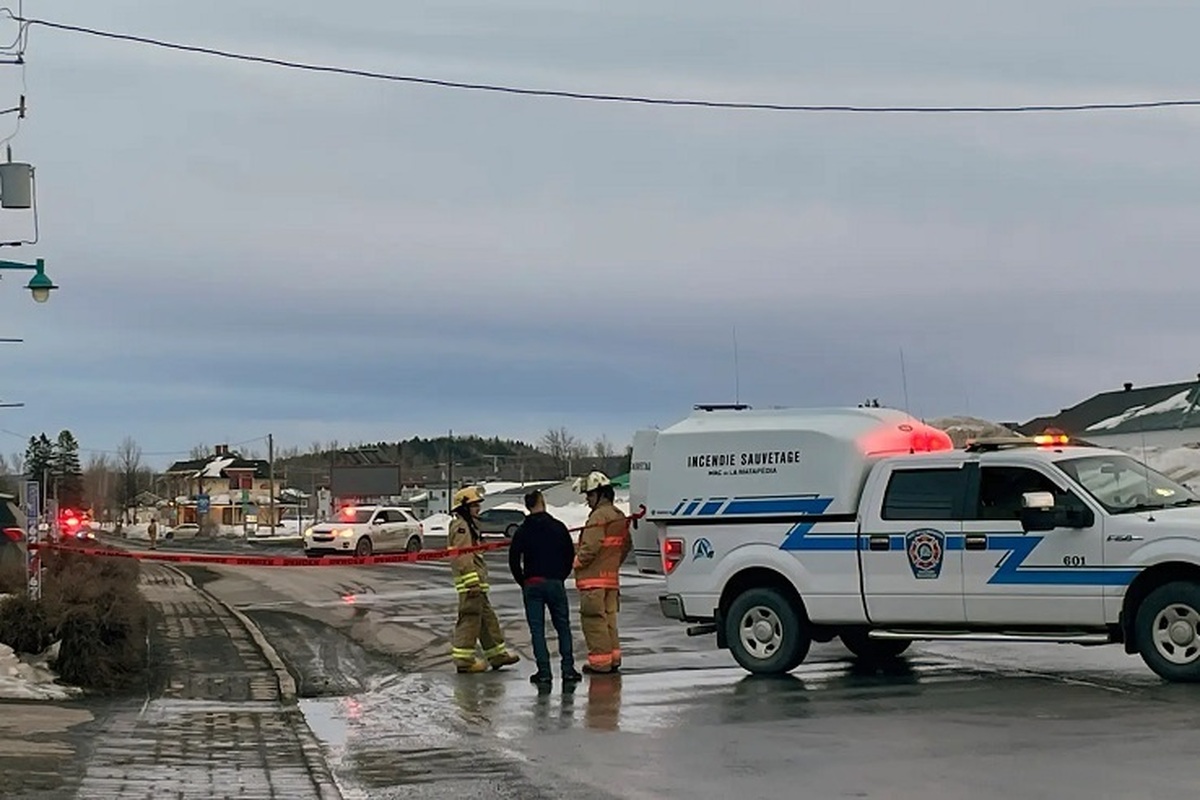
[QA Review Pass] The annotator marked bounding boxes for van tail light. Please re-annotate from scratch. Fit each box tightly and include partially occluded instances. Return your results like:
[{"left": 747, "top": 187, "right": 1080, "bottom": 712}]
[
  {"left": 663, "top": 538, "right": 685, "bottom": 574},
  {"left": 2, "top": 527, "right": 23, "bottom": 543}
]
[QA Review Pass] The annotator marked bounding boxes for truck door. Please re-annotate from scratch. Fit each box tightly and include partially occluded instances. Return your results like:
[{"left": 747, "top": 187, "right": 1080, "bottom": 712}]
[
  {"left": 628, "top": 429, "right": 662, "bottom": 574},
  {"left": 861, "top": 465, "right": 968, "bottom": 624},
  {"left": 962, "top": 464, "right": 1105, "bottom": 626}
]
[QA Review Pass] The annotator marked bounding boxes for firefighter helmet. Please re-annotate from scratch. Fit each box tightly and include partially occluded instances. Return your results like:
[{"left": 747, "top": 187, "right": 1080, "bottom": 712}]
[
  {"left": 573, "top": 471, "right": 612, "bottom": 494},
  {"left": 453, "top": 485, "right": 485, "bottom": 508}
]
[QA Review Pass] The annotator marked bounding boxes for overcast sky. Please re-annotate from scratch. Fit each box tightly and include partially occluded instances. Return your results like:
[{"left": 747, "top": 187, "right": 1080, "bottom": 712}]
[{"left": 0, "top": 1, "right": 1197, "bottom": 466}]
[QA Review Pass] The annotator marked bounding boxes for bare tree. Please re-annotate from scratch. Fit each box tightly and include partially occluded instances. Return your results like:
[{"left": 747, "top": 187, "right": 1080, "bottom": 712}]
[
  {"left": 117, "top": 436, "right": 142, "bottom": 522},
  {"left": 84, "top": 453, "right": 113, "bottom": 518},
  {"left": 567, "top": 441, "right": 591, "bottom": 475},
  {"left": 593, "top": 435, "right": 615, "bottom": 459},
  {"left": 540, "top": 427, "right": 580, "bottom": 478},
  {"left": 189, "top": 443, "right": 210, "bottom": 459}
]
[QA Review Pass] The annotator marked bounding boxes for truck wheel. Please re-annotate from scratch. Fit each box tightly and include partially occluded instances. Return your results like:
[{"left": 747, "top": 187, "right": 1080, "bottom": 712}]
[
  {"left": 839, "top": 629, "right": 911, "bottom": 662},
  {"left": 726, "top": 587, "right": 810, "bottom": 675},
  {"left": 1135, "top": 581, "right": 1200, "bottom": 682}
]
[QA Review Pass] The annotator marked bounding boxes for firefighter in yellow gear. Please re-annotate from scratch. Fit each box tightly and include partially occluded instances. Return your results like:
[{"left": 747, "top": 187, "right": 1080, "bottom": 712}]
[
  {"left": 448, "top": 486, "right": 520, "bottom": 673},
  {"left": 572, "top": 471, "right": 632, "bottom": 674}
]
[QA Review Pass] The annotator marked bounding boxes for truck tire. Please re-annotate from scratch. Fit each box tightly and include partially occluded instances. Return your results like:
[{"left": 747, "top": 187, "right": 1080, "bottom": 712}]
[
  {"left": 839, "top": 629, "right": 911, "bottom": 662},
  {"left": 1135, "top": 581, "right": 1200, "bottom": 682},
  {"left": 725, "top": 587, "right": 810, "bottom": 675}
]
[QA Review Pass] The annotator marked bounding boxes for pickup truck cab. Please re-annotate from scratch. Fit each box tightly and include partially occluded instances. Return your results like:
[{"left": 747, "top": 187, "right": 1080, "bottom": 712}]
[{"left": 630, "top": 405, "right": 1200, "bottom": 682}]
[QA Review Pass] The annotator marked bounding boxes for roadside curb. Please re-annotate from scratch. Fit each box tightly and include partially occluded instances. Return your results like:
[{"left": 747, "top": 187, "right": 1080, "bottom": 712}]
[{"left": 161, "top": 564, "right": 299, "bottom": 704}]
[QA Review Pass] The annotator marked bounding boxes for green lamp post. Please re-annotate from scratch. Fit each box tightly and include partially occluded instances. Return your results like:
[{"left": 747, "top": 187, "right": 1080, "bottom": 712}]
[{"left": 0, "top": 258, "right": 57, "bottom": 303}]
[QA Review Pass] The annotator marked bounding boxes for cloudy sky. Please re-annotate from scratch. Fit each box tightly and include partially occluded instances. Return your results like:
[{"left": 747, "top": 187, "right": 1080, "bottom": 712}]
[{"left": 0, "top": 1, "right": 1197, "bottom": 466}]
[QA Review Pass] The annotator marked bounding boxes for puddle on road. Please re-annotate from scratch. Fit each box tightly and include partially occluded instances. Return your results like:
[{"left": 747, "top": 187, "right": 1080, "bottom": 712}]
[{"left": 299, "top": 697, "right": 353, "bottom": 748}]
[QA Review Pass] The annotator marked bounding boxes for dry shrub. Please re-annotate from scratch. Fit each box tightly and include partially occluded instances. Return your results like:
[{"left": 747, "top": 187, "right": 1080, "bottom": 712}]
[{"left": 0, "top": 549, "right": 149, "bottom": 693}]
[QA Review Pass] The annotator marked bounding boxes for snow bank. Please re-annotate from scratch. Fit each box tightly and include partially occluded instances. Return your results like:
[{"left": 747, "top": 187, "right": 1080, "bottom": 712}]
[
  {"left": 928, "top": 416, "right": 1018, "bottom": 448},
  {"left": 0, "top": 597, "right": 79, "bottom": 701},
  {"left": 1136, "top": 445, "right": 1200, "bottom": 490},
  {"left": 481, "top": 481, "right": 525, "bottom": 496}
]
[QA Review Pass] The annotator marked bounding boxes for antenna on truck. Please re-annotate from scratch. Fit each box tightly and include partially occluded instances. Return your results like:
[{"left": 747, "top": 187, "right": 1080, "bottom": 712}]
[
  {"left": 899, "top": 347, "right": 912, "bottom": 419},
  {"left": 732, "top": 326, "right": 741, "bottom": 405}
]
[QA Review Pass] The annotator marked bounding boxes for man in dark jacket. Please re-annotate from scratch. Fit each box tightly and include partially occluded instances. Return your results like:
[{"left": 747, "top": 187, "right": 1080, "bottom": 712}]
[{"left": 509, "top": 490, "right": 582, "bottom": 686}]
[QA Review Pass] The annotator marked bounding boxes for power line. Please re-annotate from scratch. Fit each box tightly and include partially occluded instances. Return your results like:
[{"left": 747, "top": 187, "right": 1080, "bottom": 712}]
[
  {"left": 0, "top": 429, "right": 270, "bottom": 457},
  {"left": 11, "top": 13, "right": 1200, "bottom": 115}
]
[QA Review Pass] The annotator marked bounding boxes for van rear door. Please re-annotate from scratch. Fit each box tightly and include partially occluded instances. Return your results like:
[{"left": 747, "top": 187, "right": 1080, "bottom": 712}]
[{"left": 629, "top": 429, "right": 662, "bottom": 574}]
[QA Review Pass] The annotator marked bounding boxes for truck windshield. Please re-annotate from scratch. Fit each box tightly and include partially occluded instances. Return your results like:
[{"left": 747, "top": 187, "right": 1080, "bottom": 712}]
[{"left": 1054, "top": 454, "right": 1199, "bottom": 514}]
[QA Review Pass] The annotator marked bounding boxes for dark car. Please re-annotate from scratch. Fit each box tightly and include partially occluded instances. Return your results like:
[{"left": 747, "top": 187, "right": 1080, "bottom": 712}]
[
  {"left": 0, "top": 493, "right": 26, "bottom": 569},
  {"left": 477, "top": 507, "right": 527, "bottom": 538}
]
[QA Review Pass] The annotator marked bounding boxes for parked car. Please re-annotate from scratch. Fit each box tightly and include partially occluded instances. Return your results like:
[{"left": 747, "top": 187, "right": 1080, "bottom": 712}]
[
  {"left": 164, "top": 523, "right": 201, "bottom": 540},
  {"left": 0, "top": 493, "right": 25, "bottom": 569},
  {"left": 303, "top": 505, "right": 423, "bottom": 557},
  {"left": 477, "top": 507, "right": 527, "bottom": 538}
]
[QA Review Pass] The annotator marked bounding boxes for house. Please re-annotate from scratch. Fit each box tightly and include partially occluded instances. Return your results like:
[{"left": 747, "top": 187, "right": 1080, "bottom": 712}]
[
  {"left": 1018, "top": 377, "right": 1200, "bottom": 451},
  {"left": 164, "top": 444, "right": 287, "bottom": 527}
]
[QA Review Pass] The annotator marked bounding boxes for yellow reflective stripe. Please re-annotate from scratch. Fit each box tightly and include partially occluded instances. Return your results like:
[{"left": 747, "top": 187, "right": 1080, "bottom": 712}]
[
  {"left": 455, "top": 572, "right": 481, "bottom": 586},
  {"left": 482, "top": 643, "right": 508, "bottom": 658},
  {"left": 451, "top": 647, "right": 476, "bottom": 658}
]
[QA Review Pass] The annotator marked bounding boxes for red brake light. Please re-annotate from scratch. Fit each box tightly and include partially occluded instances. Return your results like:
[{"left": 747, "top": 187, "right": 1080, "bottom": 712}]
[
  {"left": 663, "top": 538, "right": 685, "bottom": 574},
  {"left": 2, "top": 527, "right": 22, "bottom": 543}
]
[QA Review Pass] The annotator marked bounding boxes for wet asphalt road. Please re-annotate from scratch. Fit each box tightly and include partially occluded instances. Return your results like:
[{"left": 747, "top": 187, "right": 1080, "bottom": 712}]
[{"left": 184, "top": 544, "right": 1200, "bottom": 800}]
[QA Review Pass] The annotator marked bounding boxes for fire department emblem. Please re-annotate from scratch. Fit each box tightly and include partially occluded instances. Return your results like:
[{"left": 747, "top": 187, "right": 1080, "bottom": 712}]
[{"left": 905, "top": 528, "right": 945, "bottom": 580}]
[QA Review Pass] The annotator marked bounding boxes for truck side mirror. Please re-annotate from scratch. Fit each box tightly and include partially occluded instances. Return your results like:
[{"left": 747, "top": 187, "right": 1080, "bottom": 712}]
[{"left": 1019, "top": 491, "right": 1057, "bottom": 532}]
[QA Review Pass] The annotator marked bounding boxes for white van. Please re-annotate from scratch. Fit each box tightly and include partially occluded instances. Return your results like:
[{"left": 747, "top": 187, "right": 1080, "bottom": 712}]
[{"left": 630, "top": 405, "right": 1200, "bottom": 682}]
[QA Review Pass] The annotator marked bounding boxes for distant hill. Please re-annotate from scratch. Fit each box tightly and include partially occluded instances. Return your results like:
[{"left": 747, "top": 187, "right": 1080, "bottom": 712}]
[{"left": 274, "top": 434, "right": 629, "bottom": 489}]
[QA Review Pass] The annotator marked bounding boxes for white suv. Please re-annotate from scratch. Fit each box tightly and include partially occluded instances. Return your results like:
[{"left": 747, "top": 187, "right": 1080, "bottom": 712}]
[{"left": 303, "top": 505, "right": 423, "bottom": 558}]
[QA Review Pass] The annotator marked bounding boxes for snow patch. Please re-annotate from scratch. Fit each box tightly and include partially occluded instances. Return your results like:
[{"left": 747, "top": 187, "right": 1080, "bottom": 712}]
[
  {"left": 928, "top": 416, "right": 1018, "bottom": 447},
  {"left": 480, "top": 481, "right": 525, "bottom": 496},
  {"left": 1087, "top": 389, "right": 1197, "bottom": 432},
  {"left": 201, "top": 457, "right": 236, "bottom": 479},
  {"left": 1135, "top": 445, "right": 1200, "bottom": 491},
  {"left": 0, "top": 601, "right": 80, "bottom": 701}
]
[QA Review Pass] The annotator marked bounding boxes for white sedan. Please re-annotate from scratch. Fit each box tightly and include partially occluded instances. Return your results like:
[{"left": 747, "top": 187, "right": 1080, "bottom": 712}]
[{"left": 303, "top": 505, "right": 423, "bottom": 558}]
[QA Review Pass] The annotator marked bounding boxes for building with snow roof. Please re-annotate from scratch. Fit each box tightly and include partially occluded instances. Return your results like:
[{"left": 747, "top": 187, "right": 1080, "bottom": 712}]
[
  {"left": 1018, "top": 377, "right": 1200, "bottom": 451},
  {"left": 164, "top": 444, "right": 286, "bottom": 527}
]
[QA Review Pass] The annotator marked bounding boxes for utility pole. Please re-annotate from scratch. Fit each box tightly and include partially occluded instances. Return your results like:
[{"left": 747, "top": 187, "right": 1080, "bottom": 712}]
[
  {"left": 446, "top": 429, "right": 453, "bottom": 513},
  {"left": 268, "top": 434, "right": 275, "bottom": 531}
]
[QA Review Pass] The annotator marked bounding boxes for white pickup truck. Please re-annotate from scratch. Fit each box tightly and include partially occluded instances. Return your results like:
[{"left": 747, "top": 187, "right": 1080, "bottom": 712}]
[{"left": 629, "top": 405, "right": 1200, "bottom": 682}]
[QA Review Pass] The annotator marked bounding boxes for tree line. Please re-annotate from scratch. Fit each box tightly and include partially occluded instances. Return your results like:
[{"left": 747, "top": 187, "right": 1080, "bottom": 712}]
[
  {"left": 0, "top": 426, "right": 633, "bottom": 514},
  {"left": 0, "top": 432, "right": 150, "bottom": 520}
]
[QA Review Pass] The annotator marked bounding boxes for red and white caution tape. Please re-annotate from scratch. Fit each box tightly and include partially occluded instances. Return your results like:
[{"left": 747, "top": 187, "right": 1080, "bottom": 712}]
[{"left": 28, "top": 507, "right": 647, "bottom": 568}]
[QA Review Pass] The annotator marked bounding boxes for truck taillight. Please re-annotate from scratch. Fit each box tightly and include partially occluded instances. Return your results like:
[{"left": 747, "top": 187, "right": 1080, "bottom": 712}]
[{"left": 663, "top": 538, "right": 684, "bottom": 574}]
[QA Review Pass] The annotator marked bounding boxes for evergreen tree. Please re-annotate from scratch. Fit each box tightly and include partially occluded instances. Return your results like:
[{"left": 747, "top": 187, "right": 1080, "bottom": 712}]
[
  {"left": 54, "top": 430, "right": 85, "bottom": 509},
  {"left": 23, "top": 433, "right": 53, "bottom": 485}
]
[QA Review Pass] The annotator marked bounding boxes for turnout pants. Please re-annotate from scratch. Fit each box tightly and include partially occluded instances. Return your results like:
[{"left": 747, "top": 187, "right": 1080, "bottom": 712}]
[
  {"left": 451, "top": 592, "right": 510, "bottom": 666},
  {"left": 580, "top": 588, "right": 621, "bottom": 671}
]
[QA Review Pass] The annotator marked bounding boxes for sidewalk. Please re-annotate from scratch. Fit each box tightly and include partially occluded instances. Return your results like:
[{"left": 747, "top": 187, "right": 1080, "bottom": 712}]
[{"left": 4, "top": 563, "right": 342, "bottom": 800}]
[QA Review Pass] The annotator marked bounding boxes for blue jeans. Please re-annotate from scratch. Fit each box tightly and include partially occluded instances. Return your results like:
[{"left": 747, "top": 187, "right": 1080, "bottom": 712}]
[{"left": 522, "top": 579, "right": 574, "bottom": 673}]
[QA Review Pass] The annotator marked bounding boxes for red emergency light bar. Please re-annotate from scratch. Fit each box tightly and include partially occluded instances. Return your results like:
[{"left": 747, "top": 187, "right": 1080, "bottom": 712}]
[{"left": 858, "top": 423, "right": 955, "bottom": 457}]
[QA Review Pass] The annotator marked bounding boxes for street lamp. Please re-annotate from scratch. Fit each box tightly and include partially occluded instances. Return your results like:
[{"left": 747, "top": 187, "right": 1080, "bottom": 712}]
[{"left": 0, "top": 258, "right": 57, "bottom": 303}]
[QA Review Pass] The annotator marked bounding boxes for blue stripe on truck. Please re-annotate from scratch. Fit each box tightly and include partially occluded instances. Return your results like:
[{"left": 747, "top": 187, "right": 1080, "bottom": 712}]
[{"left": 780, "top": 524, "right": 1140, "bottom": 587}]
